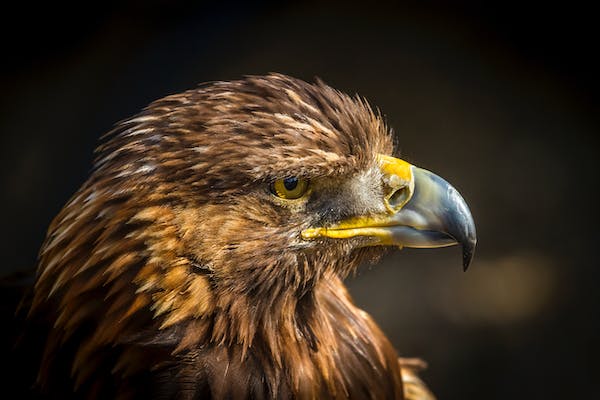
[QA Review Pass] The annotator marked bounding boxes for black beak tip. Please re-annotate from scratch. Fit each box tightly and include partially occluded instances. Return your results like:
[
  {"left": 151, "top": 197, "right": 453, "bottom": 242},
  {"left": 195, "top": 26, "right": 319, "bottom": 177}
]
[{"left": 461, "top": 239, "right": 476, "bottom": 271}]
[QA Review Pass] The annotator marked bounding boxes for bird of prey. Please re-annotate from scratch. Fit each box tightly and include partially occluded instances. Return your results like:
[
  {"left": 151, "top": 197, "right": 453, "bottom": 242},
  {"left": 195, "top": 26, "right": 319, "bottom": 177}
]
[{"left": 17, "top": 74, "right": 476, "bottom": 399}]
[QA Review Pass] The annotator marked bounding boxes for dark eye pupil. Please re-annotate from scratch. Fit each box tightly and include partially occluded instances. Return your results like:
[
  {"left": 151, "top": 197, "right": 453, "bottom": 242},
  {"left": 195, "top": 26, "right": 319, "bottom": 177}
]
[{"left": 283, "top": 177, "right": 298, "bottom": 191}]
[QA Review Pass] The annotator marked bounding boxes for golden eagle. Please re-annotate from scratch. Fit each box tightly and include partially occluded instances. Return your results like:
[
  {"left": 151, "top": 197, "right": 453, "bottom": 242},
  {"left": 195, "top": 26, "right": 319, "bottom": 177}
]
[{"left": 20, "top": 74, "right": 476, "bottom": 399}]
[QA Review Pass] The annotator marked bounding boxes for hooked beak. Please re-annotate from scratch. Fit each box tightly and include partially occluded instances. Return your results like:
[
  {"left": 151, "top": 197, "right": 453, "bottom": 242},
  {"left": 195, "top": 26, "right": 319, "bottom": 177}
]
[{"left": 302, "top": 155, "right": 477, "bottom": 270}]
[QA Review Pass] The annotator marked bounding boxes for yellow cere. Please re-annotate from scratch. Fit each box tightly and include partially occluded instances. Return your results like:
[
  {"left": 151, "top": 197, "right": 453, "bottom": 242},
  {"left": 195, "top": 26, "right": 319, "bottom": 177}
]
[
  {"left": 376, "top": 155, "right": 413, "bottom": 186},
  {"left": 376, "top": 155, "right": 415, "bottom": 212}
]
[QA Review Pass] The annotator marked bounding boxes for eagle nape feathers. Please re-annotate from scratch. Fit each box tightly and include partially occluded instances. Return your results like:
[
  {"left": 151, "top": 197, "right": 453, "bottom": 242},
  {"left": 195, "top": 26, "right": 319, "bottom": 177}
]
[{"left": 12, "top": 74, "right": 476, "bottom": 399}]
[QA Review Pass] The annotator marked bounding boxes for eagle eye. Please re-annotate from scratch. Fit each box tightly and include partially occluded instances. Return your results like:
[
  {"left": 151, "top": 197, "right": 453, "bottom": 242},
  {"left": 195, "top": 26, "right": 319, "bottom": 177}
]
[{"left": 271, "top": 177, "right": 309, "bottom": 200}]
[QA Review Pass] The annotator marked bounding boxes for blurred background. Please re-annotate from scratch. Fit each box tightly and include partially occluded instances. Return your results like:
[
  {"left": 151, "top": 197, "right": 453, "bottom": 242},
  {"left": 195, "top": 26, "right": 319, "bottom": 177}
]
[{"left": 1, "top": 1, "right": 598, "bottom": 398}]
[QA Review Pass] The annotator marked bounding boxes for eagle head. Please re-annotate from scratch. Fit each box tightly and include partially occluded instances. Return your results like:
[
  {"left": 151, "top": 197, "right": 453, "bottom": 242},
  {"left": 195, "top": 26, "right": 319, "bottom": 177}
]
[{"left": 29, "top": 74, "right": 476, "bottom": 398}]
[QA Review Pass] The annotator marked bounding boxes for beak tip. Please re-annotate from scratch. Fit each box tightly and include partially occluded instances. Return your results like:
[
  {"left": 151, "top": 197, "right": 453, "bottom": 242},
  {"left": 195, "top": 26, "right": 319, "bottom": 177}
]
[
  {"left": 461, "top": 238, "right": 477, "bottom": 271},
  {"left": 462, "top": 257, "right": 470, "bottom": 272}
]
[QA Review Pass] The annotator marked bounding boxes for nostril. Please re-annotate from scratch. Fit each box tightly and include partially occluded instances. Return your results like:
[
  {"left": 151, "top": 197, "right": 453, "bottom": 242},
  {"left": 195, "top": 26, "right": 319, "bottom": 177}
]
[
  {"left": 382, "top": 170, "right": 414, "bottom": 213},
  {"left": 387, "top": 186, "right": 409, "bottom": 211}
]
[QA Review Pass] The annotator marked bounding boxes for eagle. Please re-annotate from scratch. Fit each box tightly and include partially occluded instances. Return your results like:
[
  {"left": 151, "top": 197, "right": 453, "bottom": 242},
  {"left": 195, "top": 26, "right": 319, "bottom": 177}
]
[{"left": 17, "top": 74, "right": 476, "bottom": 399}]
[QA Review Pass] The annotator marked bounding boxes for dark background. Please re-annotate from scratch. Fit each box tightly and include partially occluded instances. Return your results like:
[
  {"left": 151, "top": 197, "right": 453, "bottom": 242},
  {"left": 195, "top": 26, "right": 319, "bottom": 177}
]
[{"left": 1, "top": 1, "right": 598, "bottom": 398}]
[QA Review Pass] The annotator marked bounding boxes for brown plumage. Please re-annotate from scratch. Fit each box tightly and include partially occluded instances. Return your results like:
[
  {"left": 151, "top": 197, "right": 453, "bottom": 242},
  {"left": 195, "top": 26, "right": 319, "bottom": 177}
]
[{"left": 21, "top": 74, "right": 458, "bottom": 399}]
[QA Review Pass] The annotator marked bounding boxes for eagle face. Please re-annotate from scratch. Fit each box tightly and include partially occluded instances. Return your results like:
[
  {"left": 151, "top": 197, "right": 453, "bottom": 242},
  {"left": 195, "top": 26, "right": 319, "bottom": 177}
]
[{"left": 29, "top": 74, "right": 475, "bottom": 399}]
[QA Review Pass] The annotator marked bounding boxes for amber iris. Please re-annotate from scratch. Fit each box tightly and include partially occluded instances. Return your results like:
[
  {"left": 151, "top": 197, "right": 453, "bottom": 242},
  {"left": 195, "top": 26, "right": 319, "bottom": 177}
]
[{"left": 272, "top": 177, "right": 309, "bottom": 199}]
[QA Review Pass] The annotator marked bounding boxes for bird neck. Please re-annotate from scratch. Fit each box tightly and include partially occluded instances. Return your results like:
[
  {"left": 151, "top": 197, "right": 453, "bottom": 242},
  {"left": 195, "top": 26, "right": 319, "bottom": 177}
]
[{"left": 186, "top": 272, "right": 404, "bottom": 399}]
